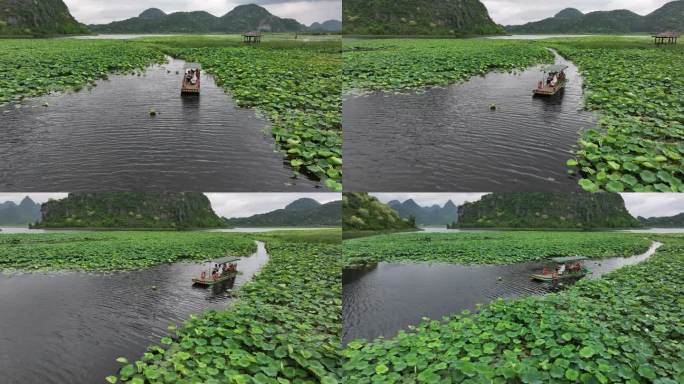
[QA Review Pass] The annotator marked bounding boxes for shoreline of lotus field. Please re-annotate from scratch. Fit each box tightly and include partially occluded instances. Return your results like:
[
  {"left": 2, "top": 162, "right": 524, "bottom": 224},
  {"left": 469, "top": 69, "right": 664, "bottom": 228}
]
[
  {"left": 112, "top": 230, "right": 343, "bottom": 384},
  {"left": 550, "top": 38, "right": 684, "bottom": 193},
  {"left": 0, "top": 36, "right": 342, "bottom": 191},
  {"left": 342, "top": 233, "right": 684, "bottom": 383},
  {"left": 0, "top": 231, "right": 257, "bottom": 272},
  {"left": 343, "top": 231, "right": 653, "bottom": 267}
]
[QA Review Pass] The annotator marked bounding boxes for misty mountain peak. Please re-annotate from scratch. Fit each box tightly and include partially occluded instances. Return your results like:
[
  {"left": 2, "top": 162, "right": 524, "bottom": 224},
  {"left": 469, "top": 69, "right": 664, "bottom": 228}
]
[{"left": 285, "top": 198, "right": 321, "bottom": 211}]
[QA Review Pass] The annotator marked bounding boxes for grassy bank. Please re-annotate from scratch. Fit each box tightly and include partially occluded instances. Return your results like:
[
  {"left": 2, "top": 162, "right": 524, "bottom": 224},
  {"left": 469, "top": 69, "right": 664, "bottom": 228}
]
[
  {"left": 343, "top": 233, "right": 684, "bottom": 383},
  {"left": 0, "top": 232, "right": 256, "bottom": 272},
  {"left": 111, "top": 229, "right": 343, "bottom": 384},
  {"left": 343, "top": 231, "right": 653, "bottom": 266}
]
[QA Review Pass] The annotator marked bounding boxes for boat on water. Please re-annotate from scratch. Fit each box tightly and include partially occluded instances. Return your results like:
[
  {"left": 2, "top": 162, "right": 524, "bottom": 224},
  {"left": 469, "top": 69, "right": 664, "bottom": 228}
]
[
  {"left": 533, "top": 64, "right": 568, "bottom": 96},
  {"left": 181, "top": 63, "right": 201, "bottom": 95},
  {"left": 530, "top": 256, "right": 587, "bottom": 282},
  {"left": 192, "top": 256, "right": 239, "bottom": 287}
]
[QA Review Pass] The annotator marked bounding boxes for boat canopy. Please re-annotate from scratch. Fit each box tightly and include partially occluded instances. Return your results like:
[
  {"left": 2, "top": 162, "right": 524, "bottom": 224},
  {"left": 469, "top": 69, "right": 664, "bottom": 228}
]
[
  {"left": 550, "top": 256, "right": 586, "bottom": 263},
  {"left": 183, "top": 62, "right": 202, "bottom": 69},
  {"left": 541, "top": 64, "right": 568, "bottom": 73},
  {"left": 212, "top": 256, "right": 240, "bottom": 264}
]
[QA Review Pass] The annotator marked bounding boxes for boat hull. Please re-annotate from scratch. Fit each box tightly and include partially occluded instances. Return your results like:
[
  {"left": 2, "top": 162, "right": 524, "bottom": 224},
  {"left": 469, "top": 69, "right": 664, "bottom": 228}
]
[
  {"left": 533, "top": 80, "right": 567, "bottom": 96},
  {"left": 530, "top": 270, "right": 586, "bottom": 282},
  {"left": 192, "top": 272, "right": 236, "bottom": 286}
]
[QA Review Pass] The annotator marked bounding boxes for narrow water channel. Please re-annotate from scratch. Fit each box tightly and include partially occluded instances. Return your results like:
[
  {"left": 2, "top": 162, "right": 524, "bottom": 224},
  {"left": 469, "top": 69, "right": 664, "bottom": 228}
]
[
  {"left": 0, "top": 241, "right": 269, "bottom": 384},
  {"left": 343, "top": 50, "right": 595, "bottom": 191},
  {"left": 342, "top": 241, "right": 661, "bottom": 343},
  {"left": 0, "top": 58, "right": 321, "bottom": 191}
]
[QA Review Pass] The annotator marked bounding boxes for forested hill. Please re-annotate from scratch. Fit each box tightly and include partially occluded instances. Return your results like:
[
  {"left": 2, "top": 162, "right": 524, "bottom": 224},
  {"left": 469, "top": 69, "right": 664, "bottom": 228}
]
[
  {"left": 0, "top": 0, "right": 88, "bottom": 35},
  {"left": 639, "top": 212, "right": 684, "bottom": 227},
  {"left": 388, "top": 199, "right": 458, "bottom": 225},
  {"left": 506, "top": 1, "right": 684, "bottom": 34},
  {"left": 343, "top": 193, "right": 415, "bottom": 231},
  {"left": 342, "top": 0, "right": 504, "bottom": 36},
  {"left": 35, "top": 193, "right": 225, "bottom": 229},
  {"left": 0, "top": 197, "right": 41, "bottom": 225},
  {"left": 454, "top": 193, "right": 641, "bottom": 229},
  {"left": 89, "top": 4, "right": 305, "bottom": 33},
  {"left": 224, "top": 198, "right": 341, "bottom": 227}
]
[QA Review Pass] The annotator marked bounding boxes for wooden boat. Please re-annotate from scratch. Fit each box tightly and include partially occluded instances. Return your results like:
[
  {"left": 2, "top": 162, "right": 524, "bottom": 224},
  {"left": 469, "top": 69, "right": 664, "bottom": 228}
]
[
  {"left": 530, "top": 256, "right": 587, "bottom": 282},
  {"left": 181, "top": 63, "right": 201, "bottom": 95},
  {"left": 192, "top": 256, "right": 240, "bottom": 286},
  {"left": 533, "top": 64, "right": 568, "bottom": 96},
  {"left": 192, "top": 271, "right": 237, "bottom": 286}
]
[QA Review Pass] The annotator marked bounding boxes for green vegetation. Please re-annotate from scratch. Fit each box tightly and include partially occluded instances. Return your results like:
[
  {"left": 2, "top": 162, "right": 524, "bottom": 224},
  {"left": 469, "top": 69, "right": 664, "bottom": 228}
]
[
  {"left": 639, "top": 212, "right": 684, "bottom": 227},
  {"left": 225, "top": 198, "right": 341, "bottom": 227},
  {"left": 0, "top": 39, "right": 164, "bottom": 103},
  {"left": 343, "top": 39, "right": 552, "bottom": 91},
  {"left": 454, "top": 192, "right": 641, "bottom": 229},
  {"left": 343, "top": 231, "right": 652, "bottom": 266},
  {"left": 553, "top": 37, "right": 684, "bottom": 192},
  {"left": 0, "top": 35, "right": 342, "bottom": 189},
  {"left": 343, "top": 234, "right": 684, "bottom": 383},
  {"left": 112, "top": 230, "right": 343, "bottom": 384},
  {"left": 343, "top": 193, "right": 415, "bottom": 233},
  {"left": 506, "top": 1, "right": 684, "bottom": 34},
  {"left": 0, "top": 231, "right": 256, "bottom": 272},
  {"left": 35, "top": 192, "right": 225, "bottom": 229},
  {"left": 0, "top": 0, "right": 88, "bottom": 36},
  {"left": 343, "top": 0, "right": 503, "bottom": 36},
  {"left": 90, "top": 4, "right": 305, "bottom": 34}
]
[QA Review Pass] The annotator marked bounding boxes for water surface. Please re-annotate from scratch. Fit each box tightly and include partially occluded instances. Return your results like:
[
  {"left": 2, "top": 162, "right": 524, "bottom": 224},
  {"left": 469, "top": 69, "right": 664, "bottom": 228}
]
[
  {"left": 0, "top": 58, "right": 321, "bottom": 191},
  {"left": 0, "top": 241, "right": 268, "bottom": 384},
  {"left": 342, "top": 242, "right": 661, "bottom": 342},
  {"left": 343, "top": 51, "right": 595, "bottom": 191}
]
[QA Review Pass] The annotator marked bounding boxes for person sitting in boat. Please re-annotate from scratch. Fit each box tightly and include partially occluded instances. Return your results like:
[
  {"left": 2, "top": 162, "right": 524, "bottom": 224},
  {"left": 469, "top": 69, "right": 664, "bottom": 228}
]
[
  {"left": 557, "top": 263, "right": 566, "bottom": 275},
  {"left": 550, "top": 74, "right": 558, "bottom": 87},
  {"left": 185, "top": 70, "right": 193, "bottom": 84}
]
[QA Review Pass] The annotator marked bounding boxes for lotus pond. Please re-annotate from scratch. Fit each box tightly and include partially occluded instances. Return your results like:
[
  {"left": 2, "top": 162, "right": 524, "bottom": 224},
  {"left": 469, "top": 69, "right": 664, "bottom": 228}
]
[
  {"left": 0, "top": 36, "right": 342, "bottom": 190},
  {"left": 343, "top": 231, "right": 653, "bottom": 267},
  {"left": 0, "top": 231, "right": 256, "bottom": 272},
  {"left": 342, "top": 233, "right": 684, "bottom": 383},
  {"left": 111, "top": 229, "right": 343, "bottom": 384},
  {"left": 550, "top": 37, "right": 684, "bottom": 192}
]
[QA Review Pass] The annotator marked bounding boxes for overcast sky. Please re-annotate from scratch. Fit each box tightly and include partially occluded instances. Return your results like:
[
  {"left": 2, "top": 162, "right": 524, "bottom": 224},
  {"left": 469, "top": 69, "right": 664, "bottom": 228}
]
[
  {"left": 63, "top": 0, "right": 341, "bottom": 25},
  {"left": 481, "top": 0, "right": 672, "bottom": 25},
  {"left": 371, "top": 193, "right": 684, "bottom": 219},
  {"left": 0, "top": 193, "right": 340, "bottom": 219}
]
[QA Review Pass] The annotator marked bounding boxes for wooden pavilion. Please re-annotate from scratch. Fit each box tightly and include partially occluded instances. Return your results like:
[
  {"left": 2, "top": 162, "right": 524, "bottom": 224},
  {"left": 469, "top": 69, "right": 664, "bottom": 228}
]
[
  {"left": 652, "top": 31, "right": 679, "bottom": 45},
  {"left": 242, "top": 32, "right": 262, "bottom": 44}
]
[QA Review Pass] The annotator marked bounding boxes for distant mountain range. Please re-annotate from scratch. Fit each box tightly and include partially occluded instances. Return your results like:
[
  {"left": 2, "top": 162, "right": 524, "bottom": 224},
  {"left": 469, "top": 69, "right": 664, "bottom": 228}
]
[
  {"left": 89, "top": 5, "right": 340, "bottom": 34},
  {"left": 0, "top": 197, "right": 41, "bottom": 225},
  {"left": 224, "top": 198, "right": 341, "bottom": 227},
  {"left": 35, "top": 192, "right": 224, "bottom": 229},
  {"left": 343, "top": 193, "right": 415, "bottom": 231},
  {"left": 506, "top": 1, "right": 684, "bottom": 34},
  {"left": 453, "top": 193, "right": 641, "bottom": 229},
  {"left": 343, "top": 0, "right": 503, "bottom": 35},
  {"left": 387, "top": 199, "right": 458, "bottom": 226},
  {"left": 639, "top": 212, "right": 684, "bottom": 227},
  {"left": 0, "top": 0, "right": 88, "bottom": 35}
]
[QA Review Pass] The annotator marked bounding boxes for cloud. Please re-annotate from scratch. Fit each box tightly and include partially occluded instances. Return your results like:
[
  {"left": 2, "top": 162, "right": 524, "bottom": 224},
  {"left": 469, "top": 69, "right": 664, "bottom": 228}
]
[
  {"left": 205, "top": 193, "right": 340, "bottom": 218},
  {"left": 64, "top": 0, "right": 340, "bottom": 25},
  {"left": 620, "top": 193, "right": 684, "bottom": 218},
  {"left": 482, "top": 0, "right": 672, "bottom": 25}
]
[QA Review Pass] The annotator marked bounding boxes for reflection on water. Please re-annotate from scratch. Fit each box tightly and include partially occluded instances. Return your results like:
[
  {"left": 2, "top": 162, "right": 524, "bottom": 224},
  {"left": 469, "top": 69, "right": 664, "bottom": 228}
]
[
  {"left": 0, "top": 241, "right": 268, "bottom": 384},
  {"left": 342, "top": 242, "right": 661, "bottom": 343},
  {"left": 0, "top": 57, "right": 321, "bottom": 191},
  {"left": 343, "top": 51, "right": 595, "bottom": 191}
]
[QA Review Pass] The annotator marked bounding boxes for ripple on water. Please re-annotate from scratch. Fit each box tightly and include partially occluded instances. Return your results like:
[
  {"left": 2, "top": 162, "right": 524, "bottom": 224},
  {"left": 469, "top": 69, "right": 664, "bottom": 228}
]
[
  {"left": 342, "top": 242, "right": 661, "bottom": 343},
  {"left": 343, "top": 51, "right": 596, "bottom": 191},
  {"left": 0, "top": 241, "right": 269, "bottom": 384},
  {"left": 0, "top": 58, "right": 322, "bottom": 191}
]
